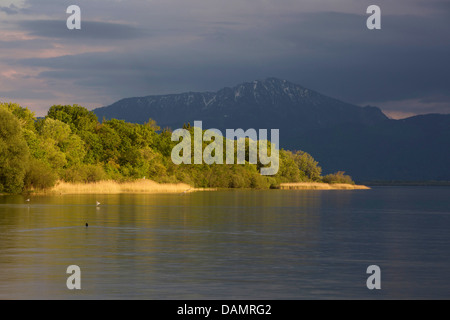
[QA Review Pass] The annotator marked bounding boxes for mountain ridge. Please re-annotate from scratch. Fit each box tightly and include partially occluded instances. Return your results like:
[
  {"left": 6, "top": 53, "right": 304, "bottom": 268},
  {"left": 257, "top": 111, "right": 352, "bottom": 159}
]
[{"left": 95, "top": 77, "right": 388, "bottom": 131}]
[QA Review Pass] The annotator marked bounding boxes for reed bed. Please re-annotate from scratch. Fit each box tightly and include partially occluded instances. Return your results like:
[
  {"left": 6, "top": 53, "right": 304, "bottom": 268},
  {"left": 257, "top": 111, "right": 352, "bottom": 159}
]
[
  {"left": 46, "top": 180, "right": 195, "bottom": 194},
  {"left": 38, "top": 180, "right": 368, "bottom": 195},
  {"left": 279, "top": 182, "right": 370, "bottom": 190}
]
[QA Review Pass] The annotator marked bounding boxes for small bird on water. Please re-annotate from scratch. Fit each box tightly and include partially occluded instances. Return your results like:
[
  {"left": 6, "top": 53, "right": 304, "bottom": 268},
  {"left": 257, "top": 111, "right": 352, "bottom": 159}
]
[
  {"left": 85, "top": 223, "right": 88, "bottom": 227},
  {"left": 25, "top": 199, "right": 30, "bottom": 202},
  {"left": 96, "top": 201, "right": 101, "bottom": 206},
  {"left": 181, "top": 188, "right": 192, "bottom": 194}
]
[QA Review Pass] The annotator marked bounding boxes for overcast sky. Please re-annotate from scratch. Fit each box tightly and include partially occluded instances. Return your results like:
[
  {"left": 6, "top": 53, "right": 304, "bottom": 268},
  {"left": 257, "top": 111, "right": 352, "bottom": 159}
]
[{"left": 0, "top": 0, "right": 449, "bottom": 118}]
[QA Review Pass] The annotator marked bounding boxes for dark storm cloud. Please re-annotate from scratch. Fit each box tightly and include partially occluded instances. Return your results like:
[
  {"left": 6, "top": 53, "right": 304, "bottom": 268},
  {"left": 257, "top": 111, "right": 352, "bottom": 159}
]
[
  {"left": 18, "top": 9, "right": 450, "bottom": 110},
  {"left": 303, "top": 12, "right": 450, "bottom": 106},
  {"left": 20, "top": 50, "right": 262, "bottom": 99},
  {"left": 2, "top": 0, "right": 450, "bottom": 115},
  {"left": 18, "top": 19, "right": 149, "bottom": 40}
]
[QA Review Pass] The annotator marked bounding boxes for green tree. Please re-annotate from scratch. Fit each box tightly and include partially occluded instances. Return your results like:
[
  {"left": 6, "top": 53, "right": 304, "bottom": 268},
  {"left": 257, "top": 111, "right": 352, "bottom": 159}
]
[
  {"left": 322, "top": 171, "right": 355, "bottom": 184},
  {"left": 293, "top": 150, "right": 322, "bottom": 181},
  {"left": 0, "top": 107, "right": 30, "bottom": 193},
  {"left": 38, "top": 118, "right": 86, "bottom": 168},
  {"left": 275, "top": 150, "right": 301, "bottom": 183},
  {"left": 47, "top": 104, "right": 98, "bottom": 134},
  {"left": 24, "top": 158, "right": 58, "bottom": 190},
  {"left": 0, "top": 102, "right": 36, "bottom": 131}
]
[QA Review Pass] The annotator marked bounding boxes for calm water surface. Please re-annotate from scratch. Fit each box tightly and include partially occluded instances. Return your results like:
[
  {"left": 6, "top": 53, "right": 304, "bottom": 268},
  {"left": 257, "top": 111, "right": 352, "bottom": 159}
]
[{"left": 0, "top": 187, "right": 449, "bottom": 299}]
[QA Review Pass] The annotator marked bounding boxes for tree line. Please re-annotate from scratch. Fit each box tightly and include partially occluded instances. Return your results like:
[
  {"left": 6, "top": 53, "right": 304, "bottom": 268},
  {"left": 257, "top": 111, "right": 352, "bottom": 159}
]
[{"left": 0, "top": 102, "right": 354, "bottom": 193}]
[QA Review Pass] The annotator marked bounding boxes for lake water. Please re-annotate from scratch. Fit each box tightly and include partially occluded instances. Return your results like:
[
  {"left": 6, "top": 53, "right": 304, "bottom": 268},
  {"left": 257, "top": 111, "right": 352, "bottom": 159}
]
[{"left": 0, "top": 187, "right": 449, "bottom": 299}]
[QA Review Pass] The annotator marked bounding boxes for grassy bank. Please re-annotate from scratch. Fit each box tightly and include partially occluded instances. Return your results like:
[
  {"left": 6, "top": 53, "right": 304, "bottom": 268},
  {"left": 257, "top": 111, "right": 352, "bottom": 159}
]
[
  {"left": 279, "top": 182, "right": 370, "bottom": 190},
  {"left": 40, "top": 180, "right": 199, "bottom": 195}
]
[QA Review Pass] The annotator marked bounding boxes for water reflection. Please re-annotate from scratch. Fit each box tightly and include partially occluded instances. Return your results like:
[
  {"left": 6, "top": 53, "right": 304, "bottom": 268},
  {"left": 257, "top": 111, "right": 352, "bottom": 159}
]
[{"left": 0, "top": 187, "right": 449, "bottom": 299}]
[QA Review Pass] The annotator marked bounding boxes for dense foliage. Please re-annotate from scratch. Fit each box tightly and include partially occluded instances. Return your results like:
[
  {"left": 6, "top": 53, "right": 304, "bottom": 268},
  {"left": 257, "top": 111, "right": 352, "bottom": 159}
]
[
  {"left": 322, "top": 171, "right": 355, "bottom": 184},
  {"left": 0, "top": 102, "right": 353, "bottom": 193}
]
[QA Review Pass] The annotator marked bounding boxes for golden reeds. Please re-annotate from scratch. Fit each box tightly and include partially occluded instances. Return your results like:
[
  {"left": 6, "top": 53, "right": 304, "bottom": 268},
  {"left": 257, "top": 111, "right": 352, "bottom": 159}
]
[
  {"left": 45, "top": 180, "right": 195, "bottom": 194},
  {"left": 279, "top": 182, "right": 370, "bottom": 190}
]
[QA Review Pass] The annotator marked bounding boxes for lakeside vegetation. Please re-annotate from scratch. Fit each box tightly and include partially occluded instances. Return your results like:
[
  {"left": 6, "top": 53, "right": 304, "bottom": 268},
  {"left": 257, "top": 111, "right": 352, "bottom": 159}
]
[
  {"left": 0, "top": 102, "right": 358, "bottom": 194},
  {"left": 279, "top": 182, "right": 369, "bottom": 190},
  {"left": 45, "top": 180, "right": 201, "bottom": 195}
]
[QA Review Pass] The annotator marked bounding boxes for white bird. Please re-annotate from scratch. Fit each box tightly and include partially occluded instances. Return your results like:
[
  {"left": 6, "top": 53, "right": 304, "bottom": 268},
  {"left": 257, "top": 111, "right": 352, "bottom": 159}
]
[
  {"left": 25, "top": 199, "right": 30, "bottom": 202},
  {"left": 96, "top": 201, "right": 101, "bottom": 206}
]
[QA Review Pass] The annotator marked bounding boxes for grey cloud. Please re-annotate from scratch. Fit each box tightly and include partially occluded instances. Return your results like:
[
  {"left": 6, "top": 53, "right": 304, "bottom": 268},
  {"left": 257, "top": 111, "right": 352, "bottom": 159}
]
[
  {"left": 416, "top": 0, "right": 450, "bottom": 13},
  {"left": 20, "top": 49, "right": 267, "bottom": 102},
  {"left": 18, "top": 19, "right": 149, "bottom": 40},
  {"left": 0, "top": 89, "right": 57, "bottom": 100},
  {"left": 0, "top": 4, "right": 20, "bottom": 15},
  {"left": 0, "top": 39, "right": 55, "bottom": 50}
]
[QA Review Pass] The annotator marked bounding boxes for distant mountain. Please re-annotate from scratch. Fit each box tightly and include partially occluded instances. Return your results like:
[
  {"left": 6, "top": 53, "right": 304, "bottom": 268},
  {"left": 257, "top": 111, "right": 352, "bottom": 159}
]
[
  {"left": 94, "top": 78, "right": 450, "bottom": 182},
  {"left": 95, "top": 78, "right": 388, "bottom": 133}
]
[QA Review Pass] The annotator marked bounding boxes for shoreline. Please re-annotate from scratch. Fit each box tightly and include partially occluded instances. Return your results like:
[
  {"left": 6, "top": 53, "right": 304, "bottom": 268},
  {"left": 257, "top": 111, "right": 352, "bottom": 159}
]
[
  {"left": 278, "top": 182, "right": 370, "bottom": 190},
  {"left": 18, "top": 181, "right": 371, "bottom": 196}
]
